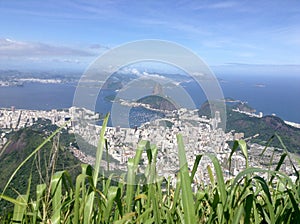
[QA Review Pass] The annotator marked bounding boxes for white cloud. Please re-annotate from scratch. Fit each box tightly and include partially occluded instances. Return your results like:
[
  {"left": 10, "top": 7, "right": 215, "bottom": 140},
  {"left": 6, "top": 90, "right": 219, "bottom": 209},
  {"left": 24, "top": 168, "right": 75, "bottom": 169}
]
[
  {"left": 89, "top": 44, "right": 110, "bottom": 50},
  {"left": 118, "top": 67, "right": 170, "bottom": 80},
  {"left": 273, "top": 26, "right": 300, "bottom": 46},
  {"left": 189, "top": 1, "right": 239, "bottom": 10},
  {"left": 141, "top": 19, "right": 212, "bottom": 36},
  {"left": 204, "top": 1, "right": 238, "bottom": 9},
  {"left": 131, "top": 68, "right": 140, "bottom": 75},
  {"left": 52, "top": 58, "right": 81, "bottom": 64},
  {"left": 146, "top": 73, "right": 168, "bottom": 80},
  {"left": 0, "top": 38, "right": 94, "bottom": 57}
]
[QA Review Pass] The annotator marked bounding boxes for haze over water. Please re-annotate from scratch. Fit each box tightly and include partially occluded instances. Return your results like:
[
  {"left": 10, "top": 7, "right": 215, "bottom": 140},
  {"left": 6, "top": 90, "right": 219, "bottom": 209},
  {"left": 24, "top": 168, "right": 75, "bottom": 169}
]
[{"left": 0, "top": 73, "right": 299, "bottom": 124}]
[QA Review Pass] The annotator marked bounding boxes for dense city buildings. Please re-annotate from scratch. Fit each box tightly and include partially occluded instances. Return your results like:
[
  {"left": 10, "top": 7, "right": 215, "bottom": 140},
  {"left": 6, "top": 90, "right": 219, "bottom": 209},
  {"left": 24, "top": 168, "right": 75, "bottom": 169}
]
[{"left": 0, "top": 105, "right": 299, "bottom": 187}]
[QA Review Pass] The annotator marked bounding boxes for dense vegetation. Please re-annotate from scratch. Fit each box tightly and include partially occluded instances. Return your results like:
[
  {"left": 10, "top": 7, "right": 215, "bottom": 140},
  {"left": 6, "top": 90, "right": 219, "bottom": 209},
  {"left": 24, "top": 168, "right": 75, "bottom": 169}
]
[
  {"left": 0, "top": 115, "right": 299, "bottom": 223},
  {"left": 137, "top": 95, "right": 177, "bottom": 111},
  {"left": 199, "top": 101, "right": 300, "bottom": 153},
  {"left": 227, "top": 111, "right": 300, "bottom": 152},
  {"left": 0, "top": 119, "right": 81, "bottom": 216}
]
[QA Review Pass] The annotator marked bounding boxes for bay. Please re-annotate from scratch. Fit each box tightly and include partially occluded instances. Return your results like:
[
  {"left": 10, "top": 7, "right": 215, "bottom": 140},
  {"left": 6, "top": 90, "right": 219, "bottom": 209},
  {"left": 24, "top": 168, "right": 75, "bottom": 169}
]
[{"left": 0, "top": 74, "right": 299, "bottom": 124}]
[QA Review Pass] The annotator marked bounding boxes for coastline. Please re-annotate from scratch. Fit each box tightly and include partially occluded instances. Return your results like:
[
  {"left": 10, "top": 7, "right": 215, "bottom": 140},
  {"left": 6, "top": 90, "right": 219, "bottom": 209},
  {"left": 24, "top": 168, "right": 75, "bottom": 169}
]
[
  {"left": 284, "top": 120, "right": 300, "bottom": 129},
  {"left": 0, "top": 79, "right": 299, "bottom": 124}
]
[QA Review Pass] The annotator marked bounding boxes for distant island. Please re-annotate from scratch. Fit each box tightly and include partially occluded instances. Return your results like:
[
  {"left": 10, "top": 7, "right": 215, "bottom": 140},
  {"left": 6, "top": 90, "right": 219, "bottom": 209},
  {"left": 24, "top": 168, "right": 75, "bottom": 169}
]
[{"left": 254, "top": 83, "right": 266, "bottom": 88}]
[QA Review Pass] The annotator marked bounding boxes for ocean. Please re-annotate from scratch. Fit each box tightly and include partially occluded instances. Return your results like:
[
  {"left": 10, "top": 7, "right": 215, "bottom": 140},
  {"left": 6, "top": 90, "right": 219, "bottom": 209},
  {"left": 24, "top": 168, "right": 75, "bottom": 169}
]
[
  {"left": 0, "top": 82, "right": 75, "bottom": 110},
  {"left": 219, "top": 74, "right": 300, "bottom": 123},
  {"left": 0, "top": 74, "right": 299, "bottom": 123}
]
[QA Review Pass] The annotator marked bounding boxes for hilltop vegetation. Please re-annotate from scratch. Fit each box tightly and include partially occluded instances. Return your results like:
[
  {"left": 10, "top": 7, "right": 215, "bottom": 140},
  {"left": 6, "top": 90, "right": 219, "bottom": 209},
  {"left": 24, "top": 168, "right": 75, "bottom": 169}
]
[
  {"left": 137, "top": 95, "right": 177, "bottom": 111},
  {"left": 199, "top": 101, "right": 300, "bottom": 153},
  {"left": 227, "top": 112, "right": 300, "bottom": 152},
  {"left": 0, "top": 119, "right": 81, "bottom": 215}
]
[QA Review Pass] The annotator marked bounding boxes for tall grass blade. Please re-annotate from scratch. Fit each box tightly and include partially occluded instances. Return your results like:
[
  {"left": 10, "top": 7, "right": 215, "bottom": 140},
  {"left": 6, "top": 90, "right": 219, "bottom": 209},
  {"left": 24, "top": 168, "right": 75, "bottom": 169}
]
[
  {"left": 82, "top": 114, "right": 109, "bottom": 224},
  {"left": 190, "top": 155, "right": 202, "bottom": 182},
  {"left": 0, "top": 140, "right": 11, "bottom": 158},
  {"left": 1, "top": 120, "right": 70, "bottom": 197},
  {"left": 126, "top": 140, "right": 149, "bottom": 214},
  {"left": 74, "top": 174, "right": 87, "bottom": 224},
  {"left": 177, "top": 134, "right": 196, "bottom": 224},
  {"left": 50, "top": 171, "right": 64, "bottom": 224},
  {"left": 270, "top": 153, "right": 287, "bottom": 183},
  {"left": 232, "top": 167, "right": 264, "bottom": 187},
  {"left": 207, "top": 165, "right": 215, "bottom": 187},
  {"left": 259, "top": 135, "right": 275, "bottom": 156},
  {"left": 114, "top": 212, "right": 136, "bottom": 224},
  {"left": 34, "top": 183, "right": 46, "bottom": 223},
  {"left": 244, "top": 193, "right": 254, "bottom": 224},
  {"left": 171, "top": 174, "right": 181, "bottom": 213},
  {"left": 207, "top": 154, "right": 226, "bottom": 206},
  {"left": 12, "top": 195, "right": 27, "bottom": 223},
  {"left": 0, "top": 194, "right": 26, "bottom": 206},
  {"left": 93, "top": 113, "right": 109, "bottom": 187},
  {"left": 253, "top": 176, "right": 272, "bottom": 203},
  {"left": 229, "top": 140, "right": 249, "bottom": 171},
  {"left": 104, "top": 186, "right": 120, "bottom": 223},
  {"left": 275, "top": 133, "right": 299, "bottom": 180},
  {"left": 232, "top": 204, "right": 244, "bottom": 224},
  {"left": 287, "top": 190, "right": 300, "bottom": 221}
]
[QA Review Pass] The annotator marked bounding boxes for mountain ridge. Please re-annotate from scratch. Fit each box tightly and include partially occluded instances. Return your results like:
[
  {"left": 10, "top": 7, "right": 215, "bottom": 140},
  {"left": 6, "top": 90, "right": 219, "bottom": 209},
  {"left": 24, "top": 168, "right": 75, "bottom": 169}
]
[{"left": 199, "top": 100, "right": 300, "bottom": 152}]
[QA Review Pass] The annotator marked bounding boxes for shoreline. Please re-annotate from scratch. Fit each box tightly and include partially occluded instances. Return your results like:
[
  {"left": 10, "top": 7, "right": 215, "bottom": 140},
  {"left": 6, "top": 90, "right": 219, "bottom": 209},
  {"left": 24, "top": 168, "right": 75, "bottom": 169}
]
[
  {"left": 284, "top": 120, "right": 300, "bottom": 129},
  {"left": 1, "top": 106, "right": 300, "bottom": 129}
]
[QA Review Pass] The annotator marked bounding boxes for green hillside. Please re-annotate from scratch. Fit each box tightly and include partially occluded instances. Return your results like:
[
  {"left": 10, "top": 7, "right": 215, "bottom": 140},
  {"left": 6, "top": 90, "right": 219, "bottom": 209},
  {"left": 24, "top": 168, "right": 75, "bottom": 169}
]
[
  {"left": 199, "top": 101, "right": 300, "bottom": 152},
  {"left": 0, "top": 119, "right": 81, "bottom": 215},
  {"left": 137, "top": 95, "right": 177, "bottom": 111}
]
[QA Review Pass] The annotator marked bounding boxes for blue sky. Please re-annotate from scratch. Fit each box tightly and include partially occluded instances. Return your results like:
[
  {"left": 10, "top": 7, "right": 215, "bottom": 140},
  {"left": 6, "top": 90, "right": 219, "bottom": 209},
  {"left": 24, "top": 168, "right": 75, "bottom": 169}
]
[{"left": 0, "top": 0, "right": 300, "bottom": 74}]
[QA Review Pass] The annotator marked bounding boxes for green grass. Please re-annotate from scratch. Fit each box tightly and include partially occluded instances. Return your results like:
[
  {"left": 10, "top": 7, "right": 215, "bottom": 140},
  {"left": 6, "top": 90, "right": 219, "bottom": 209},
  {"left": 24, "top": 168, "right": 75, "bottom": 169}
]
[{"left": 0, "top": 115, "right": 299, "bottom": 223}]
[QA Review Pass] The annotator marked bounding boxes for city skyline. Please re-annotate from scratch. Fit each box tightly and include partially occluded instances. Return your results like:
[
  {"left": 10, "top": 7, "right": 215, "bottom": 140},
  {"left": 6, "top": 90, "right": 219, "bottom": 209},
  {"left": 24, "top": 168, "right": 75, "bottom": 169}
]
[{"left": 0, "top": 0, "right": 300, "bottom": 74}]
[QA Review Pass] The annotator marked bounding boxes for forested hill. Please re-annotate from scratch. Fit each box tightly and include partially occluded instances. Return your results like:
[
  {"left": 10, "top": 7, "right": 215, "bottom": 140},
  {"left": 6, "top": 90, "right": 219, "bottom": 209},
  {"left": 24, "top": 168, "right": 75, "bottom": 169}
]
[
  {"left": 199, "top": 101, "right": 300, "bottom": 153},
  {"left": 137, "top": 95, "right": 177, "bottom": 111},
  {"left": 0, "top": 119, "right": 81, "bottom": 215}
]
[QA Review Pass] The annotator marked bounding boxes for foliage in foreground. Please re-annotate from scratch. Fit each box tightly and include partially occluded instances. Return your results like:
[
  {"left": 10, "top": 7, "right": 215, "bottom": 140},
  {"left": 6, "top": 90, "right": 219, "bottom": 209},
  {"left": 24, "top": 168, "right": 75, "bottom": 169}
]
[
  {"left": 0, "top": 120, "right": 81, "bottom": 215},
  {"left": 0, "top": 115, "right": 299, "bottom": 223}
]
